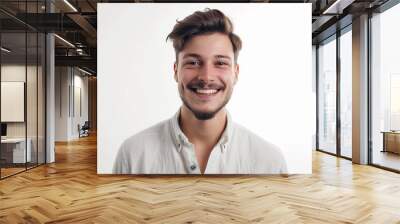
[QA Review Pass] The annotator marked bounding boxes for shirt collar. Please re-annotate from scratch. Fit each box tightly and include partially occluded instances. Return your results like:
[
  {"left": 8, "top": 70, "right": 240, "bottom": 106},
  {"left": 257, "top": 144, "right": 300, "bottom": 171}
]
[{"left": 169, "top": 108, "right": 233, "bottom": 153}]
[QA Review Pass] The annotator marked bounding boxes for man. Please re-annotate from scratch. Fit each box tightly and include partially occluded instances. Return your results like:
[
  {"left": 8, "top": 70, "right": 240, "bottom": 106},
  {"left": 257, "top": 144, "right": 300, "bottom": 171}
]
[{"left": 113, "top": 8, "right": 287, "bottom": 174}]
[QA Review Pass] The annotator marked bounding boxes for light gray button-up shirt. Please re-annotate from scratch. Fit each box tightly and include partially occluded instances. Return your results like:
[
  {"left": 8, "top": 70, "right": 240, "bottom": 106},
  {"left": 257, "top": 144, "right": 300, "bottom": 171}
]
[{"left": 113, "top": 111, "right": 287, "bottom": 174}]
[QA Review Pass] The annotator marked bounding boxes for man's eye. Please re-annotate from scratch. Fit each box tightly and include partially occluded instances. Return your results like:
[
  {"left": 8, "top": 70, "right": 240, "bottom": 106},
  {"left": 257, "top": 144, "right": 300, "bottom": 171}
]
[
  {"left": 216, "top": 61, "right": 229, "bottom": 66},
  {"left": 186, "top": 60, "right": 200, "bottom": 66}
]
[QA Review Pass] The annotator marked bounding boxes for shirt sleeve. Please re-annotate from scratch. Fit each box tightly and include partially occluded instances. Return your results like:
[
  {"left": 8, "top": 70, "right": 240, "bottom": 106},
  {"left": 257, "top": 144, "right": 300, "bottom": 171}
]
[{"left": 113, "top": 143, "right": 130, "bottom": 174}]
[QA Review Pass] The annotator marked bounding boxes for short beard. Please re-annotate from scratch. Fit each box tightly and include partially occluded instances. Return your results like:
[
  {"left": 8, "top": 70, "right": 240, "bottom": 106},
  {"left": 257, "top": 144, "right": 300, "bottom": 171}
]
[{"left": 179, "top": 88, "right": 232, "bottom": 121}]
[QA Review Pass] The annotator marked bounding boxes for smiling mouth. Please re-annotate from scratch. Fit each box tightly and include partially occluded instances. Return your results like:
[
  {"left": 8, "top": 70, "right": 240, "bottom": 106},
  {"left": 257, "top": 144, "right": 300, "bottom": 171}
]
[{"left": 189, "top": 87, "right": 222, "bottom": 96}]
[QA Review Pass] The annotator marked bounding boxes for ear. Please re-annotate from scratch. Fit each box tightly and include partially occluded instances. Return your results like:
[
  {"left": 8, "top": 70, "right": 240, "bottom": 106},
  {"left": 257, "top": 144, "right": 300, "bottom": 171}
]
[
  {"left": 234, "top": 64, "right": 239, "bottom": 85},
  {"left": 173, "top": 62, "right": 178, "bottom": 82}
]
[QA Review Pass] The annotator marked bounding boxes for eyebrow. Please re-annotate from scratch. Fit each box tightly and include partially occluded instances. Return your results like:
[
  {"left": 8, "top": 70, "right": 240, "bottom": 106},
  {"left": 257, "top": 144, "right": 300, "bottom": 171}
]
[
  {"left": 182, "top": 53, "right": 232, "bottom": 60},
  {"left": 215, "top": 55, "right": 232, "bottom": 60},
  {"left": 182, "top": 53, "right": 201, "bottom": 59}
]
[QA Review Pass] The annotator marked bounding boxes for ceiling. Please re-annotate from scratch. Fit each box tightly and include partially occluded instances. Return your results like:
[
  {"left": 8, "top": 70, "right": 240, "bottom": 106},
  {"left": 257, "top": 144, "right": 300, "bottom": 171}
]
[{"left": 0, "top": 0, "right": 392, "bottom": 75}]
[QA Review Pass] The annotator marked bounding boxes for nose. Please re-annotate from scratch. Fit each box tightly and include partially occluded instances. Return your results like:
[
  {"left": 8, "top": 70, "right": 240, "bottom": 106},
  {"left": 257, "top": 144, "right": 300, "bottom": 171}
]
[{"left": 197, "top": 62, "right": 214, "bottom": 82}]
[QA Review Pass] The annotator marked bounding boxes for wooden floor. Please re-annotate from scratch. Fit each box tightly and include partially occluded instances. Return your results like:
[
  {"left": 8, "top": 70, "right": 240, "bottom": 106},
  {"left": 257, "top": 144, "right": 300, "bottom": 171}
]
[
  {"left": 1, "top": 135, "right": 400, "bottom": 223},
  {"left": 1, "top": 163, "right": 44, "bottom": 178},
  {"left": 0, "top": 167, "right": 26, "bottom": 178},
  {"left": 373, "top": 150, "right": 400, "bottom": 171}
]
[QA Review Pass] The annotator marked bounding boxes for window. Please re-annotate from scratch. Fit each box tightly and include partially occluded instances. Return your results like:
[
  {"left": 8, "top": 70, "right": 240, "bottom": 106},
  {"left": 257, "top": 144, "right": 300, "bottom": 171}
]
[
  {"left": 339, "top": 28, "right": 352, "bottom": 158},
  {"left": 370, "top": 2, "right": 400, "bottom": 171},
  {"left": 318, "top": 36, "right": 337, "bottom": 155}
]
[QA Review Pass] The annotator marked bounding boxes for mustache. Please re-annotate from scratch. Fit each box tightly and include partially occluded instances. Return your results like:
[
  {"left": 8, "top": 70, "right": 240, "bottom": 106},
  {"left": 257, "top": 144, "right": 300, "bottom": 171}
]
[{"left": 186, "top": 79, "right": 225, "bottom": 90}]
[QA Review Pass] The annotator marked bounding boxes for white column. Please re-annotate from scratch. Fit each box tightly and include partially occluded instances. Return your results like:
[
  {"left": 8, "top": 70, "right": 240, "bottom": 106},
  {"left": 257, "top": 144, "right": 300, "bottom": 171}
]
[
  {"left": 46, "top": 1, "right": 55, "bottom": 163},
  {"left": 46, "top": 33, "right": 55, "bottom": 163}
]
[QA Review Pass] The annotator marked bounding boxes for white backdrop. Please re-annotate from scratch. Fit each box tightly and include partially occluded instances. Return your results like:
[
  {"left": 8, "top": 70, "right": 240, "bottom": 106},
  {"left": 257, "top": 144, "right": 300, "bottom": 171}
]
[{"left": 98, "top": 3, "right": 312, "bottom": 174}]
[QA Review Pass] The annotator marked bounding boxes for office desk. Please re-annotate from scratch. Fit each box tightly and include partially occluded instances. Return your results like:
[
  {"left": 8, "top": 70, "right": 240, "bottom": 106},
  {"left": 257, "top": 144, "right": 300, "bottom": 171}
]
[
  {"left": 1, "top": 138, "right": 32, "bottom": 163},
  {"left": 381, "top": 131, "right": 400, "bottom": 154}
]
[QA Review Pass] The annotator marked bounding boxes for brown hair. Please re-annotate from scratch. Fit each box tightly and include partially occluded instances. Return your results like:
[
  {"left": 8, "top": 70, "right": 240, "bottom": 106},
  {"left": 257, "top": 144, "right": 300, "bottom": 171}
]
[{"left": 166, "top": 8, "right": 242, "bottom": 63}]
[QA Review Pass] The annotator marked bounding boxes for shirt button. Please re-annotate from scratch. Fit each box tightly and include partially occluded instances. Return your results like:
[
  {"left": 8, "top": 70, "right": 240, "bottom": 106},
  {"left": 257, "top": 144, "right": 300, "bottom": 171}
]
[{"left": 190, "top": 165, "right": 196, "bottom": 170}]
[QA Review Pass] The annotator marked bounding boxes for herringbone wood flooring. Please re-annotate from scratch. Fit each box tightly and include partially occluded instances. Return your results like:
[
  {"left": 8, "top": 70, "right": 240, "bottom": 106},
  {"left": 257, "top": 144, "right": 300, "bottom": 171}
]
[{"left": 1, "top": 134, "right": 400, "bottom": 223}]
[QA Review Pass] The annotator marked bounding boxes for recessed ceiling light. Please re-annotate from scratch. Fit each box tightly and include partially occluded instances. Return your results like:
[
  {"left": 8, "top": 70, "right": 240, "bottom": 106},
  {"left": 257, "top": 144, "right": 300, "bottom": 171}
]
[
  {"left": 323, "top": 0, "right": 355, "bottom": 14},
  {"left": 1, "top": 47, "right": 11, "bottom": 53},
  {"left": 54, "top": 34, "right": 75, "bottom": 48},
  {"left": 63, "top": 0, "right": 78, "bottom": 12},
  {"left": 78, "top": 67, "right": 93, "bottom": 76}
]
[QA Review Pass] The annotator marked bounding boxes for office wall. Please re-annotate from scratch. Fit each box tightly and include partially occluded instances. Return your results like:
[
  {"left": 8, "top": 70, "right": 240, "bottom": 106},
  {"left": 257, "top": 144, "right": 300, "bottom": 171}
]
[
  {"left": 0, "top": 64, "right": 42, "bottom": 138},
  {"left": 1, "top": 82, "right": 24, "bottom": 122},
  {"left": 88, "top": 77, "right": 97, "bottom": 131},
  {"left": 1, "top": 62, "right": 45, "bottom": 170},
  {"left": 55, "top": 67, "right": 89, "bottom": 141},
  {"left": 55, "top": 67, "right": 70, "bottom": 141},
  {"left": 72, "top": 72, "right": 89, "bottom": 138}
]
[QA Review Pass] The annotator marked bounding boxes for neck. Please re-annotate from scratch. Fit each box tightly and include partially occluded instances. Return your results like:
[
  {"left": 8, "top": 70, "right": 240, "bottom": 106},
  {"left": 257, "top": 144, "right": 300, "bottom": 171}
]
[{"left": 179, "top": 106, "right": 227, "bottom": 146}]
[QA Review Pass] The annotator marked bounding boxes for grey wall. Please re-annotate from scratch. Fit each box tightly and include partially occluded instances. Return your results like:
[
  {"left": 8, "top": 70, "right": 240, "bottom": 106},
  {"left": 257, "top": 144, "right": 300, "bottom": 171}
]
[{"left": 55, "top": 66, "right": 89, "bottom": 141}]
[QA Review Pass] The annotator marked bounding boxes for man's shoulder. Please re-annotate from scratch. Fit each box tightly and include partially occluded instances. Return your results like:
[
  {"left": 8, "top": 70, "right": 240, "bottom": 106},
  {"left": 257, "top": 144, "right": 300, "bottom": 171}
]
[
  {"left": 232, "top": 123, "right": 287, "bottom": 173},
  {"left": 232, "top": 123, "right": 285, "bottom": 159},
  {"left": 113, "top": 118, "right": 174, "bottom": 174},
  {"left": 121, "top": 118, "right": 171, "bottom": 150}
]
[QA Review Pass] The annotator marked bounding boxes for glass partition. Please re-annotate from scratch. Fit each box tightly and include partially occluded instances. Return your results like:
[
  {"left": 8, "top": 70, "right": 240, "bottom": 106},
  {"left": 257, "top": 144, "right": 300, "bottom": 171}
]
[
  {"left": 0, "top": 1, "right": 46, "bottom": 179},
  {"left": 27, "top": 31, "right": 38, "bottom": 169},
  {"left": 1, "top": 31, "right": 28, "bottom": 177},
  {"left": 339, "top": 28, "right": 352, "bottom": 158},
  {"left": 371, "top": 3, "right": 400, "bottom": 171},
  {"left": 38, "top": 32, "right": 45, "bottom": 165},
  {"left": 317, "top": 36, "right": 337, "bottom": 155}
]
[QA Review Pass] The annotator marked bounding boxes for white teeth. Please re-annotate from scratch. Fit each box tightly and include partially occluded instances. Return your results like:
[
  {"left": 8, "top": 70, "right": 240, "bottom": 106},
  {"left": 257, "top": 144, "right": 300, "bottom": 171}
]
[{"left": 195, "top": 89, "right": 218, "bottom": 94}]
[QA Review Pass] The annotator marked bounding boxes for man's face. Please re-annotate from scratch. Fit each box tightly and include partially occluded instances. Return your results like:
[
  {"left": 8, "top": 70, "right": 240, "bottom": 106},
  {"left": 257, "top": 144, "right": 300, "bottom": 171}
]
[{"left": 174, "top": 33, "right": 239, "bottom": 120}]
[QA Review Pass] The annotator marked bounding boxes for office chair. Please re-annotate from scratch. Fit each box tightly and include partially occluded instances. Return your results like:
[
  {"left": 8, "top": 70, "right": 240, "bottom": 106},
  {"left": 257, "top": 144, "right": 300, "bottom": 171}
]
[{"left": 79, "top": 121, "right": 90, "bottom": 138}]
